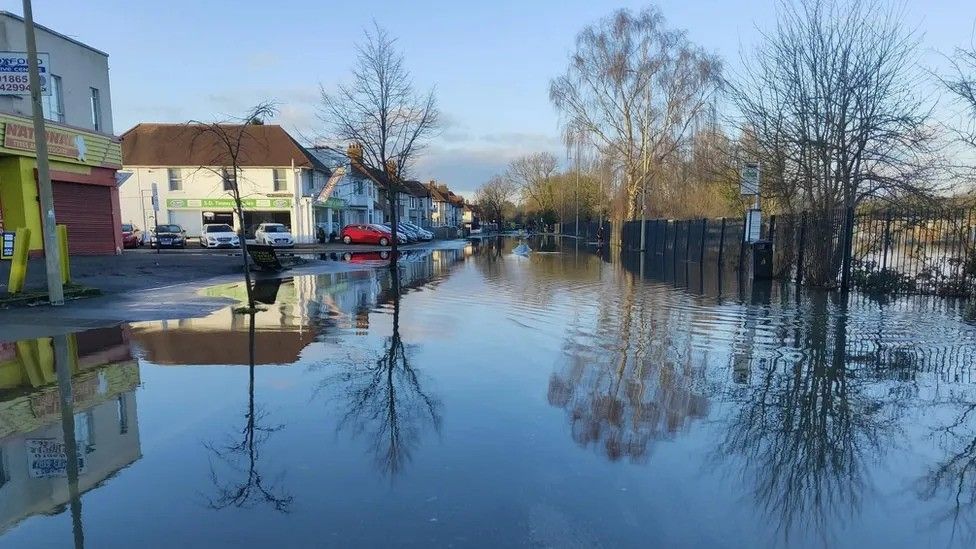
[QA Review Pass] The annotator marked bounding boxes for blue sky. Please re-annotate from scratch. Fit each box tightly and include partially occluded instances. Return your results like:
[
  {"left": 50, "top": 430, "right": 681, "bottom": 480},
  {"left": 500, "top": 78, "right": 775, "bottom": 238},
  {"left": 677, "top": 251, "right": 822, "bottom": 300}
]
[{"left": 20, "top": 0, "right": 976, "bottom": 197}]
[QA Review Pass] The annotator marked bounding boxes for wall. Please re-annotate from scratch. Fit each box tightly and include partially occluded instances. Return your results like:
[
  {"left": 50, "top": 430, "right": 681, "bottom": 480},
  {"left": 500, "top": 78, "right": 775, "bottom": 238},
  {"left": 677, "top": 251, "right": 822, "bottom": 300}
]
[{"left": 0, "top": 13, "right": 114, "bottom": 135}]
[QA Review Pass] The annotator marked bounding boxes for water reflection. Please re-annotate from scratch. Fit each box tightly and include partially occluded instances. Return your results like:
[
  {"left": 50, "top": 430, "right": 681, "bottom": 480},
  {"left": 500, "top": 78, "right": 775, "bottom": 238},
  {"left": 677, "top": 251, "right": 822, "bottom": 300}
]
[
  {"left": 319, "top": 264, "right": 443, "bottom": 477},
  {"left": 0, "top": 328, "right": 140, "bottom": 545},
  {"left": 205, "top": 312, "right": 293, "bottom": 512}
]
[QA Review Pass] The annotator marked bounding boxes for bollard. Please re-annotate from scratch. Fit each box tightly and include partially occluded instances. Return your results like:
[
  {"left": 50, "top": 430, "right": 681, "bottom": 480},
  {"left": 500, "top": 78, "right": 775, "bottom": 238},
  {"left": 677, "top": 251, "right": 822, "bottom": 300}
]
[{"left": 57, "top": 224, "right": 71, "bottom": 284}]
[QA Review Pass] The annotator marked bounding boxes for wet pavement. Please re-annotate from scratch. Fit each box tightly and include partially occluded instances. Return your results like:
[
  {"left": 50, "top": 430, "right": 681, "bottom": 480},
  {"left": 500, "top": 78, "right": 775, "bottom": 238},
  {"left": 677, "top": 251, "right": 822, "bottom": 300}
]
[{"left": 0, "top": 236, "right": 975, "bottom": 547}]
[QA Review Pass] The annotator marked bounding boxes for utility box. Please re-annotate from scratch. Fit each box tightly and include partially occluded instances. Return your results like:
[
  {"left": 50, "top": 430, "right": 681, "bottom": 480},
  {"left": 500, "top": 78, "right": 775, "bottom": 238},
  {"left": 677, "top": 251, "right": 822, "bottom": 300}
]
[{"left": 752, "top": 240, "right": 773, "bottom": 279}]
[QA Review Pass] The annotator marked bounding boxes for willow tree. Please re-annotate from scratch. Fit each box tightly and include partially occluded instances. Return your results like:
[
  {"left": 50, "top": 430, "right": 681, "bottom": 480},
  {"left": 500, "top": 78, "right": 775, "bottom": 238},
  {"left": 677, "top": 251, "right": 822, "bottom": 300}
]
[
  {"left": 320, "top": 23, "right": 439, "bottom": 261},
  {"left": 549, "top": 7, "right": 722, "bottom": 226}
]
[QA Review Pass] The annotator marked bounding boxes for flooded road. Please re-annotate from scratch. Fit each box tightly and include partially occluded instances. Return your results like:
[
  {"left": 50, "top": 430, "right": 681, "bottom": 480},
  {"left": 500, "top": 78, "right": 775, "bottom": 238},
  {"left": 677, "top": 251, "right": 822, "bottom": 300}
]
[{"left": 1, "top": 237, "right": 975, "bottom": 548}]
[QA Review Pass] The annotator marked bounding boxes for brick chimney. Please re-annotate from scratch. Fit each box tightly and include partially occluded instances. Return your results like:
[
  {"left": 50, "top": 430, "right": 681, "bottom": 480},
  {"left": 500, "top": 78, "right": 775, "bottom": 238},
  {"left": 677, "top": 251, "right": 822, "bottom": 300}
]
[{"left": 347, "top": 142, "right": 363, "bottom": 164}]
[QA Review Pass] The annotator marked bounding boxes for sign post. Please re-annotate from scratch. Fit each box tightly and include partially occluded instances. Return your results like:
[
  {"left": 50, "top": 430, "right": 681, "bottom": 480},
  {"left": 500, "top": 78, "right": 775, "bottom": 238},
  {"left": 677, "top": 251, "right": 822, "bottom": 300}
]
[
  {"left": 21, "top": 0, "right": 63, "bottom": 305},
  {"left": 151, "top": 182, "right": 160, "bottom": 255},
  {"left": 740, "top": 162, "right": 761, "bottom": 243}
]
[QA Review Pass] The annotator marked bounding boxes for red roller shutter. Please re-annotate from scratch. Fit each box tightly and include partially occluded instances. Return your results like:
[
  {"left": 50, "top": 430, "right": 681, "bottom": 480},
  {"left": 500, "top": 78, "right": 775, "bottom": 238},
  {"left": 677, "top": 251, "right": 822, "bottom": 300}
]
[{"left": 52, "top": 182, "right": 117, "bottom": 255}]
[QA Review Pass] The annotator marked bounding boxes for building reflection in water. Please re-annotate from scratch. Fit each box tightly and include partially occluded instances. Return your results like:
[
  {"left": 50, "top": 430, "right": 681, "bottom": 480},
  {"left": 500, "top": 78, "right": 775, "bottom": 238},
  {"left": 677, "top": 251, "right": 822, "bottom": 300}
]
[{"left": 0, "top": 327, "right": 141, "bottom": 544}]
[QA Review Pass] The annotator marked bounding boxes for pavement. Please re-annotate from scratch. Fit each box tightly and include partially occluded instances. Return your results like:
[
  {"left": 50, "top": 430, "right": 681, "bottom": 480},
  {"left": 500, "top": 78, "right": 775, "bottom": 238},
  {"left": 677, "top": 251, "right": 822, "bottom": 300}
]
[{"left": 0, "top": 238, "right": 470, "bottom": 342}]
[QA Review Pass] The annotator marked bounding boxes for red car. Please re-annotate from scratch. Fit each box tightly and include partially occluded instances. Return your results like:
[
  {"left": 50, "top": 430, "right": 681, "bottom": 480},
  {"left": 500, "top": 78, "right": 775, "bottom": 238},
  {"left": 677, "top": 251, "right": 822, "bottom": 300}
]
[
  {"left": 340, "top": 224, "right": 393, "bottom": 246},
  {"left": 121, "top": 223, "right": 143, "bottom": 248}
]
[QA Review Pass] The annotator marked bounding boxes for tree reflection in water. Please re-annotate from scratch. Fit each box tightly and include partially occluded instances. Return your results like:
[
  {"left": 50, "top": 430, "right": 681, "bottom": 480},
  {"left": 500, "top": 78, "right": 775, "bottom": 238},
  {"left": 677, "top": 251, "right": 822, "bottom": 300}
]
[
  {"left": 322, "top": 267, "right": 442, "bottom": 477},
  {"left": 716, "top": 293, "right": 901, "bottom": 545},
  {"left": 917, "top": 395, "right": 976, "bottom": 544},
  {"left": 206, "top": 312, "right": 293, "bottom": 512},
  {"left": 548, "top": 268, "right": 708, "bottom": 463}
]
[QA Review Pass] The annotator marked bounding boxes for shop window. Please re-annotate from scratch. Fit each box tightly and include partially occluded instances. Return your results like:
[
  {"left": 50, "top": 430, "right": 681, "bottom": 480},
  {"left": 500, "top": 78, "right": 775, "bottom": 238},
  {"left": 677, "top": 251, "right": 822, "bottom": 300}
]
[
  {"left": 42, "top": 75, "right": 64, "bottom": 123},
  {"left": 273, "top": 168, "right": 288, "bottom": 192},
  {"left": 90, "top": 87, "right": 102, "bottom": 131},
  {"left": 168, "top": 168, "right": 183, "bottom": 191}
]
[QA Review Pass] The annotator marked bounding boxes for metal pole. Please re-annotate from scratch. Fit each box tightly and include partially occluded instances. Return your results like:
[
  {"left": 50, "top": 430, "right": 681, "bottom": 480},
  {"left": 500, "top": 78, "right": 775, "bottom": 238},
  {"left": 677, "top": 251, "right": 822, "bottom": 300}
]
[
  {"left": 574, "top": 142, "right": 580, "bottom": 239},
  {"left": 23, "top": 0, "right": 64, "bottom": 305}
]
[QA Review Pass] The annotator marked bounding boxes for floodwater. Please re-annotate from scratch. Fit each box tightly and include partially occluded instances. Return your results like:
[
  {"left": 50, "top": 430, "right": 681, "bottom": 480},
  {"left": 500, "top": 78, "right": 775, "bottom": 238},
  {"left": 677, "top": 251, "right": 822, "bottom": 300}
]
[{"left": 1, "top": 237, "right": 976, "bottom": 548}]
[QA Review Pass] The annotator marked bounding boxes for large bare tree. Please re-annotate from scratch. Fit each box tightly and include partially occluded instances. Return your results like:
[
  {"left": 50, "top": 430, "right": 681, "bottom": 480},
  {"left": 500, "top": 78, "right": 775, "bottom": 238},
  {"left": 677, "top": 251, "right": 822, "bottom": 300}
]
[
  {"left": 320, "top": 23, "right": 439, "bottom": 260},
  {"left": 474, "top": 174, "right": 517, "bottom": 226},
  {"left": 188, "top": 102, "right": 278, "bottom": 311},
  {"left": 943, "top": 34, "right": 976, "bottom": 180},
  {"left": 506, "top": 152, "right": 559, "bottom": 226},
  {"left": 549, "top": 7, "right": 722, "bottom": 225},
  {"left": 730, "top": 0, "right": 938, "bottom": 287}
]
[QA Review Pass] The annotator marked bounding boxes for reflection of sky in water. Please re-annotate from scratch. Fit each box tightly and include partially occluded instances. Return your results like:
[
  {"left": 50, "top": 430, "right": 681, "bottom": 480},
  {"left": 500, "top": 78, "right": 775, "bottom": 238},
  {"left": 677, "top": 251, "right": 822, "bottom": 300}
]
[{"left": 0, "top": 237, "right": 975, "bottom": 548}]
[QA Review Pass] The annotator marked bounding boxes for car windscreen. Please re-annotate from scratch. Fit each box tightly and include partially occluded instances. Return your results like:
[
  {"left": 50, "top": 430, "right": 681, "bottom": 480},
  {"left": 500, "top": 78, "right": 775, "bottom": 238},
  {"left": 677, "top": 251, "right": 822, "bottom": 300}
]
[
  {"left": 262, "top": 225, "right": 287, "bottom": 233},
  {"left": 121, "top": 224, "right": 133, "bottom": 232},
  {"left": 205, "top": 225, "right": 233, "bottom": 233},
  {"left": 157, "top": 225, "right": 181, "bottom": 233}
]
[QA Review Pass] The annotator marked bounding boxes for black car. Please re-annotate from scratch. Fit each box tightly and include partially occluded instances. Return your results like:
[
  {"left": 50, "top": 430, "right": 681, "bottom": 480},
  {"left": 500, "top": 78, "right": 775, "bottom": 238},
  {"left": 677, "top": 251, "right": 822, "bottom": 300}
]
[{"left": 150, "top": 224, "right": 187, "bottom": 248}]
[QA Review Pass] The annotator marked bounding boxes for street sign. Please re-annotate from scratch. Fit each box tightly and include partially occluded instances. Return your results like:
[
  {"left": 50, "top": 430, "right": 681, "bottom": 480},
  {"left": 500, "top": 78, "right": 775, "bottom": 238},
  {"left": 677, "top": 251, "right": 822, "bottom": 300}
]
[
  {"left": 151, "top": 183, "right": 160, "bottom": 212},
  {"left": 744, "top": 208, "right": 762, "bottom": 243},
  {"left": 740, "top": 162, "right": 760, "bottom": 196},
  {"left": 0, "top": 52, "right": 50, "bottom": 95}
]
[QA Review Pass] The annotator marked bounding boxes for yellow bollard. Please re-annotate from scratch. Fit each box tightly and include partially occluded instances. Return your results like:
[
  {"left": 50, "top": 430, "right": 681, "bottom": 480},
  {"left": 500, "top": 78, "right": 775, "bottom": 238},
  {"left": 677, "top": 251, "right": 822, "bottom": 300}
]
[
  {"left": 7, "top": 228, "right": 31, "bottom": 294},
  {"left": 56, "top": 225, "right": 70, "bottom": 284}
]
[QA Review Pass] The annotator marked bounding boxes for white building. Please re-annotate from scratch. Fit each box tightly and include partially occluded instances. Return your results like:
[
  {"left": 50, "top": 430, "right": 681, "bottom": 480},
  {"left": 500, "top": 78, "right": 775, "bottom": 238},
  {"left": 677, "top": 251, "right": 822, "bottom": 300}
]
[
  {"left": 119, "top": 123, "right": 329, "bottom": 243},
  {"left": 306, "top": 144, "right": 384, "bottom": 239}
]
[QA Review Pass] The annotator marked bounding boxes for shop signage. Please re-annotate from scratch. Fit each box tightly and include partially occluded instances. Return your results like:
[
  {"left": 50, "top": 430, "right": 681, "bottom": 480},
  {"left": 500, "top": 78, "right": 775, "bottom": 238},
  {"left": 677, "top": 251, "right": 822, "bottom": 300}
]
[
  {"left": 3, "top": 122, "right": 83, "bottom": 160},
  {"left": 167, "top": 197, "right": 292, "bottom": 210},
  {"left": 26, "top": 438, "right": 86, "bottom": 478},
  {"left": 318, "top": 197, "right": 346, "bottom": 209},
  {"left": 0, "top": 52, "right": 50, "bottom": 96}
]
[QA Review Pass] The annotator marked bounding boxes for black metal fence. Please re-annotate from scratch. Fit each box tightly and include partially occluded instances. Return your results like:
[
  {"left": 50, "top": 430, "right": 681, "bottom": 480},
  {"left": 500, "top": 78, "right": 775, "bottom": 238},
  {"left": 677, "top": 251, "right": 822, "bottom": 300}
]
[
  {"left": 617, "top": 207, "right": 976, "bottom": 297},
  {"left": 555, "top": 220, "right": 612, "bottom": 245}
]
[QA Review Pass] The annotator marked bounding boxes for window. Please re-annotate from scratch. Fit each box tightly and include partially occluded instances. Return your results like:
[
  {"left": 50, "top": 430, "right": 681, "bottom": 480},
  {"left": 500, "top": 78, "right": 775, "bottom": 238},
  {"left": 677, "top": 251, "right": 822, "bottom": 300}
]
[
  {"left": 273, "top": 168, "right": 288, "bottom": 192},
  {"left": 222, "top": 168, "right": 235, "bottom": 191},
  {"left": 90, "top": 87, "right": 102, "bottom": 131},
  {"left": 167, "top": 168, "right": 182, "bottom": 191},
  {"left": 42, "top": 75, "right": 64, "bottom": 123},
  {"left": 356, "top": 180, "right": 364, "bottom": 195}
]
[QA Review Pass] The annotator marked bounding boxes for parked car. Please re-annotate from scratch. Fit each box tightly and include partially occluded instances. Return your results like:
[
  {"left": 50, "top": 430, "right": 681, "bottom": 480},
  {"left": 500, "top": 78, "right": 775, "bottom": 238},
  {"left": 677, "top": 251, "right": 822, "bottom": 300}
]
[
  {"left": 200, "top": 223, "right": 240, "bottom": 248},
  {"left": 150, "top": 224, "right": 186, "bottom": 249},
  {"left": 121, "top": 224, "right": 143, "bottom": 248},
  {"left": 340, "top": 224, "right": 393, "bottom": 246},
  {"left": 254, "top": 223, "right": 294, "bottom": 248},
  {"left": 402, "top": 221, "right": 433, "bottom": 241},
  {"left": 372, "top": 224, "right": 408, "bottom": 244}
]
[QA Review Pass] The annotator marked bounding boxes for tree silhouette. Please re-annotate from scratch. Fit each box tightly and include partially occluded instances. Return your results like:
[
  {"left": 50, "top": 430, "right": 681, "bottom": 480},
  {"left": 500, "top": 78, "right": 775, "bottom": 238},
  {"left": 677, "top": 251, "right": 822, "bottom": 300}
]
[
  {"left": 206, "top": 312, "right": 293, "bottom": 512},
  {"left": 321, "top": 268, "right": 441, "bottom": 477}
]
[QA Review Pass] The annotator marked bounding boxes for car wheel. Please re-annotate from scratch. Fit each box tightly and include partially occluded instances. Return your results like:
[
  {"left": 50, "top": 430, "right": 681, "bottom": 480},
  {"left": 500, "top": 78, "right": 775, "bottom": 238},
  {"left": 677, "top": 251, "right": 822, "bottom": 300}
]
[
  {"left": 379, "top": 237, "right": 389, "bottom": 246},
  {"left": 343, "top": 252, "right": 352, "bottom": 261},
  {"left": 380, "top": 251, "right": 390, "bottom": 260},
  {"left": 343, "top": 235, "right": 352, "bottom": 245}
]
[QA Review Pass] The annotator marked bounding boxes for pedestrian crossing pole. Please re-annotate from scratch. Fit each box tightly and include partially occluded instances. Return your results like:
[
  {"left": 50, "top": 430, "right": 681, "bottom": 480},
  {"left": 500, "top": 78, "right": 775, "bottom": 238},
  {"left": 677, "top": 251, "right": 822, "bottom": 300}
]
[{"left": 22, "top": 0, "right": 65, "bottom": 305}]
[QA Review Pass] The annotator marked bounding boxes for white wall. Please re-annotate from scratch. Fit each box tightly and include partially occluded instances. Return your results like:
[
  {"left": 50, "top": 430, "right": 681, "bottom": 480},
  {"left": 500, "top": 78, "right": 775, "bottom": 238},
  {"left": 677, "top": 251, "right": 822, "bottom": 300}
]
[{"left": 0, "top": 12, "right": 114, "bottom": 134}]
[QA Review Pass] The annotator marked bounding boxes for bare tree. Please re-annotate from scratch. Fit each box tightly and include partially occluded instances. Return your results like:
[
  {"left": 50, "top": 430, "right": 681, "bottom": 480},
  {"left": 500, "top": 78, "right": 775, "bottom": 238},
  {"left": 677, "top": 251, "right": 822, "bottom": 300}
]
[
  {"left": 320, "top": 23, "right": 439, "bottom": 261},
  {"left": 507, "top": 152, "right": 559, "bottom": 226},
  {"left": 474, "top": 174, "right": 518, "bottom": 226},
  {"left": 943, "top": 34, "right": 976, "bottom": 182},
  {"left": 729, "top": 0, "right": 939, "bottom": 287},
  {"left": 187, "top": 102, "right": 278, "bottom": 311},
  {"left": 549, "top": 7, "right": 722, "bottom": 224}
]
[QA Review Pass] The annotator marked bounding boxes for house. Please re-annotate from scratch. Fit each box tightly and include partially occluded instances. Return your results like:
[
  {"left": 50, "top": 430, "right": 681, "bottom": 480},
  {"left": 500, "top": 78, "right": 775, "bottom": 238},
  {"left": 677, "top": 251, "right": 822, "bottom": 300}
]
[
  {"left": 401, "top": 180, "right": 433, "bottom": 228},
  {"left": 306, "top": 144, "right": 383, "bottom": 238},
  {"left": 446, "top": 190, "right": 465, "bottom": 226},
  {"left": 119, "top": 123, "right": 330, "bottom": 243},
  {"left": 0, "top": 11, "right": 123, "bottom": 255}
]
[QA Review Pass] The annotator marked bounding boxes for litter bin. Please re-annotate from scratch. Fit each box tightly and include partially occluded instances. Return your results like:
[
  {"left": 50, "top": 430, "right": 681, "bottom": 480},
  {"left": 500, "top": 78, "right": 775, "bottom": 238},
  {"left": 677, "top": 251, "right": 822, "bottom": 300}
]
[{"left": 752, "top": 240, "right": 773, "bottom": 280}]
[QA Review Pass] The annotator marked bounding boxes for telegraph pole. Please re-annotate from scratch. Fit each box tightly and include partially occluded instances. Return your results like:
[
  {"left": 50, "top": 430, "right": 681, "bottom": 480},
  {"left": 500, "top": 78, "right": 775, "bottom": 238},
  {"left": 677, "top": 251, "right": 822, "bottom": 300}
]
[{"left": 23, "top": 0, "right": 64, "bottom": 305}]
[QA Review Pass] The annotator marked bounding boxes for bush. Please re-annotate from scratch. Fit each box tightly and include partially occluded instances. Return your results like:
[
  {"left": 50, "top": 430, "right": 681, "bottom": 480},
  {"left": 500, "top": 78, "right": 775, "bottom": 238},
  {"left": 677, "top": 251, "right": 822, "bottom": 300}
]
[{"left": 852, "top": 264, "right": 916, "bottom": 294}]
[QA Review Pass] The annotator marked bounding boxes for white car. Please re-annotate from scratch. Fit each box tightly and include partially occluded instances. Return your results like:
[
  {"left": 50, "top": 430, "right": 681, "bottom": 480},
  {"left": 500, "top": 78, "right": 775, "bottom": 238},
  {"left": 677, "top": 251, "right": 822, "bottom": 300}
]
[
  {"left": 200, "top": 223, "right": 240, "bottom": 248},
  {"left": 254, "top": 223, "right": 294, "bottom": 248}
]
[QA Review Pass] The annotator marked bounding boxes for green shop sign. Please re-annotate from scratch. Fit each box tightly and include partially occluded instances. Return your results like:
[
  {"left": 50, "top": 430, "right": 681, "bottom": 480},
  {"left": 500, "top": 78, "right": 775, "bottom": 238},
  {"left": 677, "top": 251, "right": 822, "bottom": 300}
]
[{"left": 166, "top": 197, "right": 292, "bottom": 210}]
